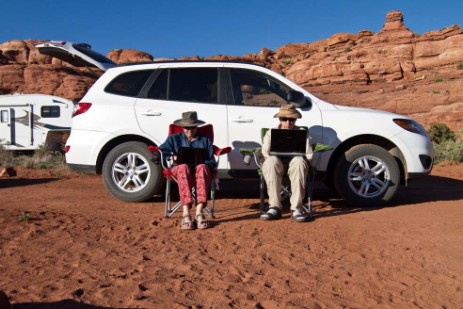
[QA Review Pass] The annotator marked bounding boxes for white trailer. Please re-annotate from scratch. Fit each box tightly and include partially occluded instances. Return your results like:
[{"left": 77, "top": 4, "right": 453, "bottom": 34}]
[{"left": 0, "top": 94, "right": 74, "bottom": 151}]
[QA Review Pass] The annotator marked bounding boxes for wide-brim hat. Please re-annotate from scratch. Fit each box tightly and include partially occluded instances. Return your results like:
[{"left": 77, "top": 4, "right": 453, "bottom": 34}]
[
  {"left": 173, "top": 111, "right": 206, "bottom": 127},
  {"left": 273, "top": 103, "right": 302, "bottom": 119}
]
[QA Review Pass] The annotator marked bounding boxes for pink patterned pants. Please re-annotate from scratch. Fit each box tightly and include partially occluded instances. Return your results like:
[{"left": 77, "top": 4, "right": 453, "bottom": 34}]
[{"left": 171, "top": 164, "right": 211, "bottom": 206}]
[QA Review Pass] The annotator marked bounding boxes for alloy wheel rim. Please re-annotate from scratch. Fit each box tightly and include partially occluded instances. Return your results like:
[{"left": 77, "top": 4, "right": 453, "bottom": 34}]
[
  {"left": 347, "top": 155, "right": 390, "bottom": 198},
  {"left": 111, "top": 152, "right": 151, "bottom": 193}
]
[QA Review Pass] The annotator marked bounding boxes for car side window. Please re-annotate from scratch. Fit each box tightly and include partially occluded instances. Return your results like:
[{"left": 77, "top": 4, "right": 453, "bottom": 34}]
[
  {"left": 230, "top": 68, "right": 290, "bottom": 107},
  {"left": 147, "top": 68, "right": 218, "bottom": 103},
  {"left": 105, "top": 70, "right": 153, "bottom": 97}
]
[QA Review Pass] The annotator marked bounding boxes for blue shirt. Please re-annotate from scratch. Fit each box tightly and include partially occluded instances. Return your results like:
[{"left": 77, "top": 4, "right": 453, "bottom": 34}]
[{"left": 159, "top": 132, "right": 217, "bottom": 170}]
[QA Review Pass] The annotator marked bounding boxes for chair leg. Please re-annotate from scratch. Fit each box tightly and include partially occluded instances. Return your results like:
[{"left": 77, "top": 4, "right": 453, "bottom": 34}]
[
  {"left": 304, "top": 172, "right": 315, "bottom": 219},
  {"left": 259, "top": 175, "right": 266, "bottom": 213},
  {"left": 164, "top": 178, "right": 216, "bottom": 219},
  {"left": 165, "top": 179, "right": 171, "bottom": 218},
  {"left": 203, "top": 181, "right": 215, "bottom": 219}
]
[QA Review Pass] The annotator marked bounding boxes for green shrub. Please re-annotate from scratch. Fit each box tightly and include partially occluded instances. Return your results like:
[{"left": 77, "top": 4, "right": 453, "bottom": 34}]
[
  {"left": 428, "top": 124, "right": 463, "bottom": 163},
  {"left": 0, "top": 142, "right": 14, "bottom": 167},
  {"left": 0, "top": 141, "right": 68, "bottom": 171},
  {"left": 433, "top": 139, "right": 463, "bottom": 163},
  {"left": 428, "top": 123, "right": 456, "bottom": 144},
  {"left": 18, "top": 212, "right": 31, "bottom": 222},
  {"left": 282, "top": 60, "right": 293, "bottom": 66},
  {"left": 457, "top": 63, "right": 463, "bottom": 70}
]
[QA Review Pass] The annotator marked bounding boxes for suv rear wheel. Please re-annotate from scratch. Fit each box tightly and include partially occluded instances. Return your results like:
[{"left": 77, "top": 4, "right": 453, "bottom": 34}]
[
  {"left": 334, "top": 144, "right": 400, "bottom": 207},
  {"left": 102, "top": 142, "right": 162, "bottom": 202}
]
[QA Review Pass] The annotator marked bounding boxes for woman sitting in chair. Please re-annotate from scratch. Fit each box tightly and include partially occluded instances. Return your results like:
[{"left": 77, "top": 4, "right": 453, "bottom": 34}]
[{"left": 159, "top": 111, "right": 217, "bottom": 230}]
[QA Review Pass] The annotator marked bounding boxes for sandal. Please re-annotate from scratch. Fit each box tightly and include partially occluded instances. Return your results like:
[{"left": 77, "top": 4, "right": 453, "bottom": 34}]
[
  {"left": 260, "top": 207, "right": 282, "bottom": 221},
  {"left": 291, "top": 208, "right": 314, "bottom": 222},
  {"left": 195, "top": 213, "right": 210, "bottom": 230},
  {"left": 180, "top": 215, "right": 195, "bottom": 230}
]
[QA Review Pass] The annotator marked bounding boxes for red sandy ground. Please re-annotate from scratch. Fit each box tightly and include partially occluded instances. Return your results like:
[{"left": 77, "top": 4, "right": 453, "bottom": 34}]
[{"left": 0, "top": 163, "right": 462, "bottom": 309}]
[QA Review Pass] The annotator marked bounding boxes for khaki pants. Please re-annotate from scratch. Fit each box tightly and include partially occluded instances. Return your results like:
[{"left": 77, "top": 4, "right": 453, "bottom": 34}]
[{"left": 261, "top": 156, "right": 309, "bottom": 211}]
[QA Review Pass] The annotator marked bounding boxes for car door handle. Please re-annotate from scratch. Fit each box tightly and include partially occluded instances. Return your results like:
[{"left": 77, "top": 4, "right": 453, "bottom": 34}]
[
  {"left": 140, "top": 111, "right": 161, "bottom": 116},
  {"left": 231, "top": 118, "right": 253, "bottom": 123}
]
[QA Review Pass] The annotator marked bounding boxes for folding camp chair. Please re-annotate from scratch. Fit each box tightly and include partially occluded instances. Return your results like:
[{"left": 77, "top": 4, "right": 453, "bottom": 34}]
[
  {"left": 240, "top": 128, "right": 332, "bottom": 218},
  {"left": 151, "top": 124, "right": 231, "bottom": 218}
]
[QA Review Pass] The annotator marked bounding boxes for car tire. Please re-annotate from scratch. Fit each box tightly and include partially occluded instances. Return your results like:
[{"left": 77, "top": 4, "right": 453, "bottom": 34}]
[
  {"left": 102, "top": 141, "right": 163, "bottom": 202},
  {"left": 334, "top": 144, "right": 400, "bottom": 207}
]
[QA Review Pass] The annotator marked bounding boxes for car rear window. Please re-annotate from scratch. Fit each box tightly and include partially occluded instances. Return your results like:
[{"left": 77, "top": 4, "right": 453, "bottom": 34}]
[
  {"left": 147, "top": 68, "right": 218, "bottom": 103},
  {"left": 73, "top": 43, "right": 116, "bottom": 65},
  {"left": 105, "top": 70, "right": 154, "bottom": 97}
]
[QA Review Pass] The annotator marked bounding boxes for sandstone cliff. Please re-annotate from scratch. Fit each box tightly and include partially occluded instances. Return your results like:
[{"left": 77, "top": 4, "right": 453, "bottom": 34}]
[{"left": 1, "top": 11, "right": 462, "bottom": 131}]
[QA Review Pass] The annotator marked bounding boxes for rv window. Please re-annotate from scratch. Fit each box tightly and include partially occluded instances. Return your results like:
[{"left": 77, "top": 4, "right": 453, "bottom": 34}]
[
  {"left": 1, "top": 110, "right": 8, "bottom": 123},
  {"left": 41, "top": 106, "right": 60, "bottom": 118}
]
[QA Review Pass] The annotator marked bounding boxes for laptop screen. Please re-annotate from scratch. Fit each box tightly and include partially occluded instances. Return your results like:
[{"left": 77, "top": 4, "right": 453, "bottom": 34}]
[
  {"left": 270, "top": 129, "right": 307, "bottom": 156},
  {"left": 176, "top": 147, "right": 207, "bottom": 165}
]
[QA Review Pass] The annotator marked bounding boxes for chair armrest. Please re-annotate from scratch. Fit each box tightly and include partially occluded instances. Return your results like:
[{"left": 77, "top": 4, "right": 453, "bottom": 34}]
[
  {"left": 213, "top": 145, "right": 232, "bottom": 156},
  {"left": 239, "top": 147, "right": 262, "bottom": 166},
  {"left": 148, "top": 145, "right": 169, "bottom": 170},
  {"left": 313, "top": 143, "right": 334, "bottom": 153}
]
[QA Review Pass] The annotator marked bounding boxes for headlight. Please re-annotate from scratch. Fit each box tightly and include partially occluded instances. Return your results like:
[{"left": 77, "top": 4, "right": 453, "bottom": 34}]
[{"left": 393, "top": 118, "right": 428, "bottom": 136}]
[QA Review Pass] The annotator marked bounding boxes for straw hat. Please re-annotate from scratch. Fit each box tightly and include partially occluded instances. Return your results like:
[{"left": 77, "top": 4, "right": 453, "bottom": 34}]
[
  {"left": 173, "top": 111, "right": 206, "bottom": 127},
  {"left": 273, "top": 103, "right": 302, "bottom": 119}
]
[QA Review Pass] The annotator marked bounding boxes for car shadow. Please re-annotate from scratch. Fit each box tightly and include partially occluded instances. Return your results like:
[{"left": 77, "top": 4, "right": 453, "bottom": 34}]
[
  {"left": 146, "top": 174, "right": 462, "bottom": 223},
  {"left": 308, "top": 174, "right": 463, "bottom": 218},
  {"left": 214, "top": 174, "right": 463, "bottom": 221}
]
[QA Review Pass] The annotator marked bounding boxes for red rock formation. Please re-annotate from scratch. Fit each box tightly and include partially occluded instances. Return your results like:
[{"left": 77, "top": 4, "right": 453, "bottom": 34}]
[
  {"left": 0, "top": 11, "right": 462, "bottom": 130},
  {"left": 107, "top": 49, "right": 153, "bottom": 63}
]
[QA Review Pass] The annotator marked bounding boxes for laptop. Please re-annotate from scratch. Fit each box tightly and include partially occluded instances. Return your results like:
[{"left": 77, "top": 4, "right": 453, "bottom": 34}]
[
  {"left": 175, "top": 147, "right": 207, "bottom": 165},
  {"left": 269, "top": 129, "right": 307, "bottom": 157}
]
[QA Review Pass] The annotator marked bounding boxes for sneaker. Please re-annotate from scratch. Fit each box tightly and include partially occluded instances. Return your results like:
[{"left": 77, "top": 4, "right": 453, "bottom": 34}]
[{"left": 260, "top": 207, "right": 282, "bottom": 220}]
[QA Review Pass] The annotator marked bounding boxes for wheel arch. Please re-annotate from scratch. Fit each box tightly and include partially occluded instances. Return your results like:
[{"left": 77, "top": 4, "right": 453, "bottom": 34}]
[
  {"left": 326, "top": 134, "right": 406, "bottom": 187},
  {"left": 95, "top": 134, "right": 157, "bottom": 174}
]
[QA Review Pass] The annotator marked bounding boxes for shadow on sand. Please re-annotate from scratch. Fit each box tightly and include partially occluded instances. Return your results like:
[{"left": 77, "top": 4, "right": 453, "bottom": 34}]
[
  {"left": 12, "top": 299, "right": 128, "bottom": 309},
  {"left": 0, "top": 177, "right": 61, "bottom": 189},
  {"left": 215, "top": 174, "right": 463, "bottom": 221}
]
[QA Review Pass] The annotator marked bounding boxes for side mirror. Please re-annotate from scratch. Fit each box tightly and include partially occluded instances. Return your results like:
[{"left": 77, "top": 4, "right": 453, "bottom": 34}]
[{"left": 287, "top": 90, "right": 309, "bottom": 107}]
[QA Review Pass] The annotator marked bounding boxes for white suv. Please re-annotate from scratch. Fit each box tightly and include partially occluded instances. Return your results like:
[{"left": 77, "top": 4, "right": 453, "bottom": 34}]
[{"left": 38, "top": 41, "right": 433, "bottom": 206}]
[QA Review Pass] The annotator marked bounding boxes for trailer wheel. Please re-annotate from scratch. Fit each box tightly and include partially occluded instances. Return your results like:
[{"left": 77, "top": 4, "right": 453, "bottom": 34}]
[
  {"left": 334, "top": 144, "right": 400, "bottom": 207},
  {"left": 102, "top": 141, "right": 162, "bottom": 202}
]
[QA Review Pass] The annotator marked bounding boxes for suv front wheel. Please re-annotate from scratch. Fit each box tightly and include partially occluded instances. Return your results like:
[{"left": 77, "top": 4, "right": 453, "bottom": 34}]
[
  {"left": 102, "top": 141, "right": 163, "bottom": 202},
  {"left": 334, "top": 144, "right": 400, "bottom": 207}
]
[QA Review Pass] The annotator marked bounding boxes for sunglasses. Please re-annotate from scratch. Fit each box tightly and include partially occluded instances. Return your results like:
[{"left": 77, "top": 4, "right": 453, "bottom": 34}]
[
  {"left": 183, "top": 127, "right": 197, "bottom": 130},
  {"left": 279, "top": 117, "right": 296, "bottom": 123}
]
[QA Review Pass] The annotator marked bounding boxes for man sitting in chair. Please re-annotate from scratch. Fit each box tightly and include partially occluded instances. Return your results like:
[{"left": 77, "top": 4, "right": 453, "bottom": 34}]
[
  {"left": 260, "top": 103, "right": 313, "bottom": 222},
  {"left": 159, "top": 111, "right": 217, "bottom": 230}
]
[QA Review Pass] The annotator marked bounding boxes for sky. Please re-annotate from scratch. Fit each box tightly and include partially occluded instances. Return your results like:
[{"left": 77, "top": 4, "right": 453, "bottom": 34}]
[{"left": 1, "top": 0, "right": 462, "bottom": 59}]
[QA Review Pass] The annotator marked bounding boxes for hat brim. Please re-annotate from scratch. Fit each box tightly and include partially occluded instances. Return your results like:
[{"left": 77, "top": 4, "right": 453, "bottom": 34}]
[{"left": 173, "top": 119, "right": 206, "bottom": 127}]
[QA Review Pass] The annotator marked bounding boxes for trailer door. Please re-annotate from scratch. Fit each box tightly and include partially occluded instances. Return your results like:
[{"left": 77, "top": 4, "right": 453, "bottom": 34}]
[{"left": 0, "top": 108, "right": 13, "bottom": 146}]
